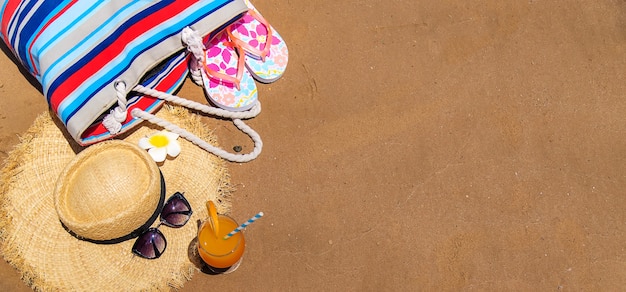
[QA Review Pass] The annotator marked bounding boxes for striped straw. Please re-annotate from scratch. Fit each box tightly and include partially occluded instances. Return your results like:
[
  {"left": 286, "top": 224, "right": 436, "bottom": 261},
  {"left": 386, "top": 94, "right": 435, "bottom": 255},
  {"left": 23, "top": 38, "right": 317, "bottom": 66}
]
[{"left": 223, "top": 212, "right": 264, "bottom": 240}]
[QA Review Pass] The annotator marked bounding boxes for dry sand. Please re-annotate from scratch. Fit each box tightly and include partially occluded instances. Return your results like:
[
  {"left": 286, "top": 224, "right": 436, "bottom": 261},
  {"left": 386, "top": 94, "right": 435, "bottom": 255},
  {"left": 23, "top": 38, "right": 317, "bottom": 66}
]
[{"left": 1, "top": 1, "right": 626, "bottom": 290}]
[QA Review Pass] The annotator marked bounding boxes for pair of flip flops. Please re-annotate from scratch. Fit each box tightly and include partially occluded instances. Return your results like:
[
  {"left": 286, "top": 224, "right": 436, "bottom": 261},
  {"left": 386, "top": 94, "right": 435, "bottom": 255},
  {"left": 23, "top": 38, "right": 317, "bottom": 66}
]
[{"left": 200, "top": 0, "right": 288, "bottom": 111}]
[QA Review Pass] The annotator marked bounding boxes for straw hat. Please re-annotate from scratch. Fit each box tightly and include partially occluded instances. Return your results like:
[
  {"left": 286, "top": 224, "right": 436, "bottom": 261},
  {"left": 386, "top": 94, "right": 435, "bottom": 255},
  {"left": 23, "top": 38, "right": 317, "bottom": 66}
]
[
  {"left": 0, "top": 106, "right": 233, "bottom": 291},
  {"left": 54, "top": 140, "right": 164, "bottom": 243}
]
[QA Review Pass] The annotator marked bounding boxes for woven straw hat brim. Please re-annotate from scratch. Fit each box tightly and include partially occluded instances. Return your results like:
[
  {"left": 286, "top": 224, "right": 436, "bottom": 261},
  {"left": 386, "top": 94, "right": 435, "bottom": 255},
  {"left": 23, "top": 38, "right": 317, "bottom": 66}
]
[{"left": 0, "top": 105, "right": 232, "bottom": 291}]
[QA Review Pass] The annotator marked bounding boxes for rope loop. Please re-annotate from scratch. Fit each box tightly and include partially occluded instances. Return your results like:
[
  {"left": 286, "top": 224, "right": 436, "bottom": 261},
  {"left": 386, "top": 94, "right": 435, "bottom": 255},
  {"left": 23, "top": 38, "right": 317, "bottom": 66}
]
[
  {"left": 103, "top": 28, "right": 263, "bottom": 162},
  {"left": 182, "top": 27, "right": 205, "bottom": 87},
  {"left": 131, "top": 108, "right": 262, "bottom": 163},
  {"left": 103, "top": 80, "right": 129, "bottom": 134}
]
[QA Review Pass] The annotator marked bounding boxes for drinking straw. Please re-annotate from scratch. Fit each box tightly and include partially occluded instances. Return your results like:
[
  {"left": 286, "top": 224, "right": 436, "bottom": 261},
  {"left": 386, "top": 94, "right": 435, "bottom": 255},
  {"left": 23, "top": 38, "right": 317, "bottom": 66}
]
[{"left": 223, "top": 212, "right": 264, "bottom": 240}]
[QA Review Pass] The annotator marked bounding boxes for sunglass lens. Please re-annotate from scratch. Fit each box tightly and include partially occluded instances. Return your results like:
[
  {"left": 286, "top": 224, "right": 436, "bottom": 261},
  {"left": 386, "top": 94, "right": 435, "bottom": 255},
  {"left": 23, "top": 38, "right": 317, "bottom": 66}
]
[
  {"left": 161, "top": 192, "right": 192, "bottom": 228},
  {"left": 132, "top": 228, "right": 167, "bottom": 259}
]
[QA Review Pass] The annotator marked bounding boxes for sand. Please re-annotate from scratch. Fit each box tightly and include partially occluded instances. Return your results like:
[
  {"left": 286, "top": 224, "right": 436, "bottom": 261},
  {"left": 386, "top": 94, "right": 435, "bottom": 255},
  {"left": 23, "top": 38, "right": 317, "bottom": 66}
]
[{"left": 1, "top": 1, "right": 626, "bottom": 290}]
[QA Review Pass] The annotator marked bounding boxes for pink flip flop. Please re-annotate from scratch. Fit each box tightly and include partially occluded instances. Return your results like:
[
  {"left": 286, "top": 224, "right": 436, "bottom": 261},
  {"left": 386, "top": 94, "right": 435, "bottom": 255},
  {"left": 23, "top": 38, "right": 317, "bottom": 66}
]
[
  {"left": 226, "top": 0, "right": 288, "bottom": 83},
  {"left": 201, "top": 31, "right": 258, "bottom": 111}
]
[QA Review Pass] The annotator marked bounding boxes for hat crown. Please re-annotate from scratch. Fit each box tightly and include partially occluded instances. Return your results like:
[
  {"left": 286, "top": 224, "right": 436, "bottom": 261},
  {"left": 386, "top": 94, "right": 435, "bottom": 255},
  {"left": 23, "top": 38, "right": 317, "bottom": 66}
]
[
  {"left": 65, "top": 148, "right": 153, "bottom": 222},
  {"left": 55, "top": 140, "right": 162, "bottom": 242}
]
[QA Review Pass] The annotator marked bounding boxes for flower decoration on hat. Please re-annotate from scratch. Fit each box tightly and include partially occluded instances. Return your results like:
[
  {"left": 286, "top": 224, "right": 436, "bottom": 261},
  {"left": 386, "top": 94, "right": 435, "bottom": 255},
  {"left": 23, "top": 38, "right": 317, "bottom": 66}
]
[{"left": 138, "top": 130, "right": 181, "bottom": 162}]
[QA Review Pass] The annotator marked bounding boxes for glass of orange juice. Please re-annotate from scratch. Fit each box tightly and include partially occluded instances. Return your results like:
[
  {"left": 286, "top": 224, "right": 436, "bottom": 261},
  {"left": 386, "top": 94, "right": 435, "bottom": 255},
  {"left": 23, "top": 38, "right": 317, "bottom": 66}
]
[{"left": 197, "top": 214, "right": 245, "bottom": 273}]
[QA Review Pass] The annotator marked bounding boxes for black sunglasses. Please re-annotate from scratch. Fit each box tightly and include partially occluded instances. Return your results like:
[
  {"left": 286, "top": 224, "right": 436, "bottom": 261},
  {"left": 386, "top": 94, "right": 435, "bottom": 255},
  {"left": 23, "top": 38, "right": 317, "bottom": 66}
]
[{"left": 132, "top": 192, "right": 193, "bottom": 259}]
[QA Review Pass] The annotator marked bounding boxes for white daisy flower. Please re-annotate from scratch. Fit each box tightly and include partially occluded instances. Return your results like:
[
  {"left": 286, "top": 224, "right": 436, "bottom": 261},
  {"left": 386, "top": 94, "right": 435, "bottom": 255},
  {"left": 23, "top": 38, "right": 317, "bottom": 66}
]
[{"left": 138, "top": 130, "right": 181, "bottom": 163}]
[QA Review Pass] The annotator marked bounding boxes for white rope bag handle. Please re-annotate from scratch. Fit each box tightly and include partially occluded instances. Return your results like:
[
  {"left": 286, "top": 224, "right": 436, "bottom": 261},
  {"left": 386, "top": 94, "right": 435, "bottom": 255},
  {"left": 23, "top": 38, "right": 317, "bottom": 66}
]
[{"left": 103, "top": 28, "right": 263, "bottom": 163}]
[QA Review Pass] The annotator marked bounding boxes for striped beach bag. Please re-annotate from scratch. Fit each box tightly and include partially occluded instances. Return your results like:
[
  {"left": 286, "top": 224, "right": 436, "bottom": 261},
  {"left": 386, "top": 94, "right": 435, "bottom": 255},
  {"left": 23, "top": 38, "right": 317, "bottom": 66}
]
[{"left": 0, "top": 0, "right": 262, "bottom": 162}]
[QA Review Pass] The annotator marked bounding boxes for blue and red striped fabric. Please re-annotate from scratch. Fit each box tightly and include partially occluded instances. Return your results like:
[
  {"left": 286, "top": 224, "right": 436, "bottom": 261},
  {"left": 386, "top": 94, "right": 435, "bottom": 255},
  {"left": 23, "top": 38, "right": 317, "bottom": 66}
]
[{"left": 1, "top": 0, "right": 246, "bottom": 145}]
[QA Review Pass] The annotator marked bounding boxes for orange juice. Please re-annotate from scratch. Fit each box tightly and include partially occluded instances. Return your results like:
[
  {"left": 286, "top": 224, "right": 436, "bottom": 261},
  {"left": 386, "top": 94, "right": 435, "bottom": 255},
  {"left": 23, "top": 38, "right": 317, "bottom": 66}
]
[{"left": 198, "top": 215, "right": 245, "bottom": 268}]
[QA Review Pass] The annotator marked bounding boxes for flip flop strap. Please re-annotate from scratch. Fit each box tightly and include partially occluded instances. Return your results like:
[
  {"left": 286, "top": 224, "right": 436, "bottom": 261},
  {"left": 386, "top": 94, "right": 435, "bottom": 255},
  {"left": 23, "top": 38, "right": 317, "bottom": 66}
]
[
  {"left": 227, "top": 8, "right": 273, "bottom": 61},
  {"left": 202, "top": 39, "right": 246, "bottom": 90}
]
